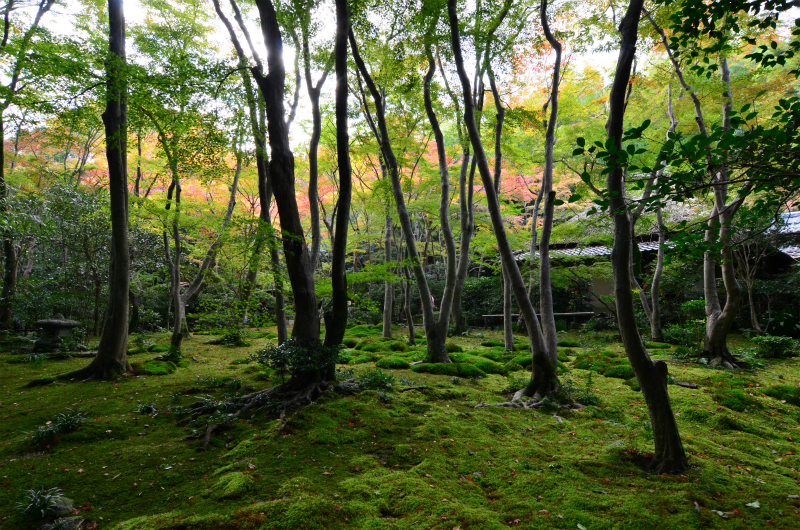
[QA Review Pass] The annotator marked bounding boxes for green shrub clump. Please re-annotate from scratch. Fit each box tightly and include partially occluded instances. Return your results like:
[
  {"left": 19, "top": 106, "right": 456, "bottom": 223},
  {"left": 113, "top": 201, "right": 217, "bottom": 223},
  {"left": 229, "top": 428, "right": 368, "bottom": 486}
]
[
  {"left": 411, "top": 363, "right": 486, "bottom": 378},
  {"left": 357, "top": 368, "right": 395, "bottom": 390},
  {"left": 750, "top": 335, "right": 799, "bottom": 358}
]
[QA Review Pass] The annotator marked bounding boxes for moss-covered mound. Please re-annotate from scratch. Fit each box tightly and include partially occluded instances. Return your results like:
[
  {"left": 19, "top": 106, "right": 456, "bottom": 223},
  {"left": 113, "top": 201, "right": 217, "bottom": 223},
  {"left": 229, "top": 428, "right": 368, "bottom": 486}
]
[
  {"left": 410, "top": 363, "right": 485, "bottom": 378},
  {"left": 132, "top": 359, "right": 177, "bottom": 376},
  {"left": 763, "top": 385, "right": 800, "bottom": 406},
  {"left": 573, "top": 351, "right": 633, "bottom": 380},
  {"left": 375, "top": 357, "right": 410, "bottom": 370}
]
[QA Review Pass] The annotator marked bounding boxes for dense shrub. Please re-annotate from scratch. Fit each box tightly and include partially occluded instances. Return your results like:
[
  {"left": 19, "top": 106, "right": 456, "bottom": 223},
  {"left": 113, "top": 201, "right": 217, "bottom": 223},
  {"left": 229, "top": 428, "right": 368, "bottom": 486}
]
[
  {"left": 357, "top": 368, "right": 395, "bottom": 390},
  {"left": 750, "top": 335, "right": 799, "bottom": 358},
  {"left": 662, "top": 324, "right": 694, "bottom": 346},
  {"left": 252, "top": 338, "right": 341, "bottom": 376}
]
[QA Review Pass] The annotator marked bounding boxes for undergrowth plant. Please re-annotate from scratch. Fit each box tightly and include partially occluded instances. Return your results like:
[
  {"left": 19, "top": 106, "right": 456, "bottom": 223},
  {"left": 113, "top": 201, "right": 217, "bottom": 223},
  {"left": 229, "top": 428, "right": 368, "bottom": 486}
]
[
  {"left": 26, "top": 407, "right": 88, "bottom": 446},
  {"left": 15, "top": 486, "right": 64, "bottom": 518}
]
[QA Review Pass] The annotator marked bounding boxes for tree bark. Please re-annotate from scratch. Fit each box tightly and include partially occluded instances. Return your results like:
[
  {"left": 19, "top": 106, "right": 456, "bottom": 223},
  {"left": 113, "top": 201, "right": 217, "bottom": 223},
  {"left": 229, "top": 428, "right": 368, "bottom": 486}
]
[
  {"left": 324, "top": 0, "right": 352, "bottom": 348},
  {"left": 604, "top": 0, "right": 687, "bottom": 474},
  {"left": 81, "top": 0, "right": 130, "bottom": 379}
]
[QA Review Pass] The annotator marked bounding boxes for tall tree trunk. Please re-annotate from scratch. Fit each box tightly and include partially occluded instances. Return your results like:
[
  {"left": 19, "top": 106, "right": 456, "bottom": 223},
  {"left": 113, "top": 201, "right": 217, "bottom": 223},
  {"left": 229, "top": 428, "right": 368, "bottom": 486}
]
[
  {"left": 252, "top": 0, "right": 321, "bottom": 378},
  {"left": 324, "top": 0, "right": 352, "bottom": 348},
  {"left": 351, "top": 29, "right": 449, "bottom": 362},
  {"left": 382, "top": 214, "right": 393, "bottom": 338},
  {"left": 450, "top": 152, "right": 473, "bottom": 333},
  {"left": 502, "top": 268, "right": 514, "bottom": 349},
  {"left": 702, "top": 56, "right": 743, "bottom": 368},
  {"left": 604, "top": 0, "right": 687, "bottom": 474},
  {"left": 169, "top": 180, "right": 183, "bottom": 350},
  {"left": 448, "top": 0, "right": 554, "bottom": 394},
  {"left": 213, "top": 0, "right": 287, "bottom": 342},
  {"left": 81, "top": 0, "right": 130, "bottom": 379},
  {"left": 133, "top": 133, "right": 142, "bottom": 197},
  {"left": 423, "top": 40, "right": 458, "bottom": 344},
  {"left": 650, "top": 209, "right": 666, "bottom": 341}
]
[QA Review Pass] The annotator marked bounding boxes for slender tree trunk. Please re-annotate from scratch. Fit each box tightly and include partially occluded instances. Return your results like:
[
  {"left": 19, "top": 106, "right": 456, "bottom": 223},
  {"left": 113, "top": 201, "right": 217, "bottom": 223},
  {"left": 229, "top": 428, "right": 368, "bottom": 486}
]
[
  {"left": 324, "top": 0, "right": 352, "bottom": 348},
  {"left": 169, "top": 180, "right": 183, "bottom": 350},
  {"left": 604, "top": 0, "right": 687, "bottom": 474},
  {"left": 81, "top": 0, "right": 130, "bottom": 379},
  {"left": 252, "top": 0, "right": 322, "bottom": 384},
  {"left": 134, "top": 133, "right": 142, "bottom": 197},
  {"left": 448, "top": 0, "right": 554, "bottom": 393},
  {"left": 702, "top": 56, "right": 743, "bottom": 368},
  {"left": 0, "top": 115, "right": 16, "bottom": 330},
  {"left": 423, "top": 41, "right": 458, "bottom": 343},
  {"left": 351, "top": 29, "right": 448, "bottom": 362},
  {"left": 382, "top": 214, "right": 393, "bottom": 338},
  {"left": 650, "top": 209, "right": 666, "bottom": 341},
  {"left": 502, "top": 268, "right": 514, "bottom": 349}
]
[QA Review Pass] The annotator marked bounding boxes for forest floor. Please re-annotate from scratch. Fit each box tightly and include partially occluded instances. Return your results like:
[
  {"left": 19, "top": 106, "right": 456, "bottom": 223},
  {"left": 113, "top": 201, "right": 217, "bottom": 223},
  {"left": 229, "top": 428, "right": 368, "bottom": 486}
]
[{"left": 0, "top": 325, "right": 799, "bottom": 530}]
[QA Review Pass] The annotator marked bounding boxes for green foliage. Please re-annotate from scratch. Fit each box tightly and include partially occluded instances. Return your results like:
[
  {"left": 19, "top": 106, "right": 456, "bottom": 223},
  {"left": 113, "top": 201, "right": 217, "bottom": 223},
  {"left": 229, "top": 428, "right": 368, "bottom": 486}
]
[
  {"left": 135, "top": 402, "right": 157, "bottom": 415},
  {"left": 557, "top": 339, "right": 580, "bottom": 347},
  {"left": 662, "top": 324, "right": 695, "bottom": 347},
  {"left": 252, "top": 338, "right": 341, "bottom": 377},
  {"left": 750, "top": 335, "right": 799, "bottom": 358},
  {"left": 445, "top": 343, "right": 463, "bottom": 353},
  {"left": 26, "top": 407, "right": 88, "bottom": 446},
  {"left": 357, "top": 368, "right": 395, "bottom": 390},
  {"left": 480, "top": 339, "right": 504, "bottom": 348},
  {"left": 374, "top": 357, "right": 410, "bottom": 370},
  {"left": 15, "top": 486, "right": 64, "bottom": 519},
  {"left": 410, "top": 363, "right": 486, "bottom": 378}
]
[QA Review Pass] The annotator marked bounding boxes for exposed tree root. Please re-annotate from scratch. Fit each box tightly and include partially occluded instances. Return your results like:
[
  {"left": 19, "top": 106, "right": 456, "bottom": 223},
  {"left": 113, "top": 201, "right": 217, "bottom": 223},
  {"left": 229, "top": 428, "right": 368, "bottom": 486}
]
[
  {"left": 181, "top": 379, "right": 340, "bottom": 447},
  {"left": 474, "top": 397, "right": 583, "bottom": 410}
]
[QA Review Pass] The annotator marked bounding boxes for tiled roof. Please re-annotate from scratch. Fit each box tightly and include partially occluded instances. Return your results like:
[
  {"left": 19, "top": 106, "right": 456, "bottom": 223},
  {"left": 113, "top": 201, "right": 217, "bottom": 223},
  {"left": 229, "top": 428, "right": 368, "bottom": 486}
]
[
  {"left": 515, "top": 241, "right": 662, "bottom": 260},
  {"left": 781, "top": 212, "right": 800, "bottom": 235},
  {"left": 780, "top": 246, "right": 800, "bottom": 260}
]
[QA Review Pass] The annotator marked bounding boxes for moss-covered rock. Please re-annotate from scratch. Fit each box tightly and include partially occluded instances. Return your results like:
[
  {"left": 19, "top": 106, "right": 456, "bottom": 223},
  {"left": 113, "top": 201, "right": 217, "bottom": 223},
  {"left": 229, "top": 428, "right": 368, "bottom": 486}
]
[{"left": 480, "top": 339, "right": 504, "bottom": 348}]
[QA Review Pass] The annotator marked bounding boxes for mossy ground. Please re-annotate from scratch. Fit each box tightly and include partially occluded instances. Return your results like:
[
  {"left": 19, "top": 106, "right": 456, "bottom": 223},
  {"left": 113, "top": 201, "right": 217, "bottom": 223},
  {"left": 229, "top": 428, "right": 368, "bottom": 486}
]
[{"left": 1, "top": 328, "right": 799, "bottom": 529}]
